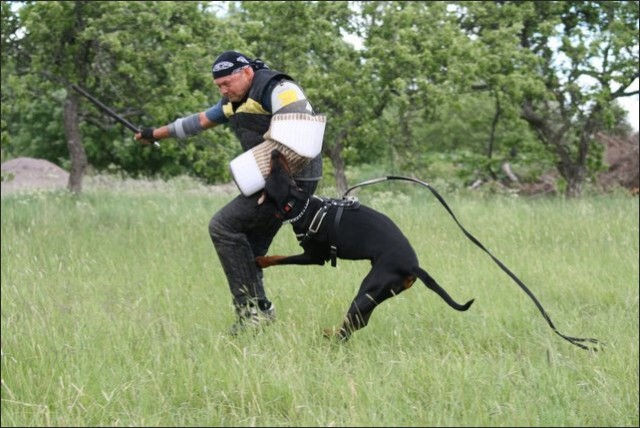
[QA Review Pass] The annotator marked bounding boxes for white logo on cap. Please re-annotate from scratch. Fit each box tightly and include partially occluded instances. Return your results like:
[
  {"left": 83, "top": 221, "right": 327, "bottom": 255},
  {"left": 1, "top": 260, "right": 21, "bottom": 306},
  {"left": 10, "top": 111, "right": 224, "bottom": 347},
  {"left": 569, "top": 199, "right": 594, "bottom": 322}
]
[
  {"left": 236, "top": 56, "right": 250, "bottom": 64},
  {"left": 213, "top": 61, "right": 235, "bottom": 72}
]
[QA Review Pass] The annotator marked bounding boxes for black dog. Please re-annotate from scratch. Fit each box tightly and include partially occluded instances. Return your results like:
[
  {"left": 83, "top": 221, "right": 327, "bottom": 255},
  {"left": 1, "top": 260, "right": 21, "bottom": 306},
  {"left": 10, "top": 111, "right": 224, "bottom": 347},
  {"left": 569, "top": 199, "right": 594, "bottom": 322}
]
[{"left": 257, "top": 150, "right": 474, "bottom": 341}]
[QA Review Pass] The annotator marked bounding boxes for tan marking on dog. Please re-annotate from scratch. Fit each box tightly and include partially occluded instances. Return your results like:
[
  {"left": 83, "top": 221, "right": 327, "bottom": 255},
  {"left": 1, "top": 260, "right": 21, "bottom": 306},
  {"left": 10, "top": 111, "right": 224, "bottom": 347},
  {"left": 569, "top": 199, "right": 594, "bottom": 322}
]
[
  {"left": 255, "top": 255, "right": 289, "bottom": 268},
  {"left": 404, "top": 275, "right": 417, "bottom": 289}
]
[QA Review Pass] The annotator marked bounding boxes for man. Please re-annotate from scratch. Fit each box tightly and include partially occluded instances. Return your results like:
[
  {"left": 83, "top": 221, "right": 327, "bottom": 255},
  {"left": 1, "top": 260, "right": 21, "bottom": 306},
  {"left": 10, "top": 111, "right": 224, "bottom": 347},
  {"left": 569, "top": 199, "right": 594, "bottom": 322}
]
[{"left": 135, "top": 50, "right": 323, "bottom": 335}]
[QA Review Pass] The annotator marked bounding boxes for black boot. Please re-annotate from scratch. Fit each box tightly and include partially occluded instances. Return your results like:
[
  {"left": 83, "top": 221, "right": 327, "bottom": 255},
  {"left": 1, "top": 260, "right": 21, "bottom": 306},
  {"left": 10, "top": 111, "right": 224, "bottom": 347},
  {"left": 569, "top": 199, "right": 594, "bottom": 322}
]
[{"left": 228, "top": 299, "right": 276, "bottom": 336}]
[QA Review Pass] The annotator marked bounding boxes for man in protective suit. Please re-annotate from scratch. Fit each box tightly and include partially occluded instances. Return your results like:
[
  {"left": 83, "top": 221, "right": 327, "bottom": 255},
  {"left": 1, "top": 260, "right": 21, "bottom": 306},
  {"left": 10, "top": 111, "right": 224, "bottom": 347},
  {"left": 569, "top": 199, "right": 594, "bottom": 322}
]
[{"left": 136, "top": 50, "right": 324, "bottom": 335}]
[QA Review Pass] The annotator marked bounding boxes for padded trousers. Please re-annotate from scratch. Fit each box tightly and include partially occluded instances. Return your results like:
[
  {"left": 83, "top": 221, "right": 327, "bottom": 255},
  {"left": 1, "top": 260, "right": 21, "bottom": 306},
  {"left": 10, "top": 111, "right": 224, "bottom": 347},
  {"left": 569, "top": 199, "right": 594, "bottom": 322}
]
[{"left": 209, "top": 180, "right": 318, "bottom": 307}]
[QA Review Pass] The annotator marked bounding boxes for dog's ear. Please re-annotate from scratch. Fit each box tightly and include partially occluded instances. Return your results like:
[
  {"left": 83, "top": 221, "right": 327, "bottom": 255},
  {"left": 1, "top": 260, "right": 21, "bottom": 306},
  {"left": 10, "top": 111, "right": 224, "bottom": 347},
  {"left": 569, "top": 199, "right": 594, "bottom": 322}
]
[
  {"left": 279, "top": 153, "right": 292, "bottom": 175},
  {"left": 270, "top": 150, "right": 280, "bottom": 163},
  {"left": 269, "top": 150, "right": 282, "bottom": 173},
  {"left": 270, "top": 149, "right": 292, "bottom": 176}
]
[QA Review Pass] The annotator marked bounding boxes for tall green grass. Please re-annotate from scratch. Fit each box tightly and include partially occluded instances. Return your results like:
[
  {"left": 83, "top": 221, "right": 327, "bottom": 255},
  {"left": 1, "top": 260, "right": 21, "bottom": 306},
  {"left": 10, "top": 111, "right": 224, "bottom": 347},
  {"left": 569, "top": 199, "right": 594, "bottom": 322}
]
[{"left": 2, "top": 182, "right": 638, "bottom": 427}]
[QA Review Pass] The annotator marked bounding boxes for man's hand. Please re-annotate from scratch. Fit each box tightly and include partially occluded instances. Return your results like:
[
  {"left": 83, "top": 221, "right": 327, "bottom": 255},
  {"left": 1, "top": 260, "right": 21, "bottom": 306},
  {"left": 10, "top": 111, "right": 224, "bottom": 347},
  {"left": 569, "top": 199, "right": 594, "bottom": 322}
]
[{"left": 135, "top": 127, "right": 156, "bottom": 145}]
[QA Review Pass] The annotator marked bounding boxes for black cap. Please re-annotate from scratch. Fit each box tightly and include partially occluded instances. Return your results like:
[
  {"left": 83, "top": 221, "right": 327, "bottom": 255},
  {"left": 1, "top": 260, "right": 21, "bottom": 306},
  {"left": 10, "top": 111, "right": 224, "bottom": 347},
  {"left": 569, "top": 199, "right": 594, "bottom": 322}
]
[{"left": 211, "top": 50, "right": 252, "bottom": 79}]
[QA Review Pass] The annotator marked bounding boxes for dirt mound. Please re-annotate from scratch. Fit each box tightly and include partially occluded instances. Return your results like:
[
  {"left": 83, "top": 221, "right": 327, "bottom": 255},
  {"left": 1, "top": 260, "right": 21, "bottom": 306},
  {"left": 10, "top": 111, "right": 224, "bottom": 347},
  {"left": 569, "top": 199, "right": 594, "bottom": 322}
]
[
  {"left": 1, "top": 157, "right": 69, "bottom": 193},
  {"left": 515, "top": 131, "right": 639, "bottom": 196},
  {"left": 596, "top": 131, "right": 639, "bottom": 192},
  {"left": 1, "top": 157, "right": 238, "bottom": 196}
]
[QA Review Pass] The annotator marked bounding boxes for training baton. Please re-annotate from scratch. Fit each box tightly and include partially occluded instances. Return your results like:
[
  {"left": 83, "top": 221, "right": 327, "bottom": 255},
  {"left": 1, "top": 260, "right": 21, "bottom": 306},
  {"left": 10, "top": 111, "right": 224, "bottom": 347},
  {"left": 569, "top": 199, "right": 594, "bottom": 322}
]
[{"left": 71, "top": 84, "right": 160, "bottom": 147}]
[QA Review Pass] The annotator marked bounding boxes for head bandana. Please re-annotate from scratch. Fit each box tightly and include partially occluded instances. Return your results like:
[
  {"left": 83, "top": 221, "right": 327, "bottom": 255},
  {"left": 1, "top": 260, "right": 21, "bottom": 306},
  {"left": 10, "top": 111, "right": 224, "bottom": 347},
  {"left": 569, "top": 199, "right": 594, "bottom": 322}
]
[
  {"left": 212, "top": 51, "right": 252, "bottom": 78},
  {"left": 212, "top": 50, "right": 269, "bottom": 78}
]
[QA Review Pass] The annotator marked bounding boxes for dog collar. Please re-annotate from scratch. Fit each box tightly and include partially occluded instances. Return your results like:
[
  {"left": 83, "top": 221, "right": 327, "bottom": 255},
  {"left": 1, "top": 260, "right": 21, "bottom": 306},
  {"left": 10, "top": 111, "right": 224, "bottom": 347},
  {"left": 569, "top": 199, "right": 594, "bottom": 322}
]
[{"left": 282, "top": 198, "right": 310, "bottom": 225}]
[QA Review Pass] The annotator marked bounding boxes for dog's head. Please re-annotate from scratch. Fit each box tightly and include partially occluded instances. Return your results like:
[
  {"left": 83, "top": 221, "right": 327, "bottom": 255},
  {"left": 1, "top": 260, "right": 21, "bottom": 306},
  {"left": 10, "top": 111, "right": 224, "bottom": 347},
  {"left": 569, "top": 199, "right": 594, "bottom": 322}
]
[{"left": 258, "top": 150, "right": 310, "bottom": 220}]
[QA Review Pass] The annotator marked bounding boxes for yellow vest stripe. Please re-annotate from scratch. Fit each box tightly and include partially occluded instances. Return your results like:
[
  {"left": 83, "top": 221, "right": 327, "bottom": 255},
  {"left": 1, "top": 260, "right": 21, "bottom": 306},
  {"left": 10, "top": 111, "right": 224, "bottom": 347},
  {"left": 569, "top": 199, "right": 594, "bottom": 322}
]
[{"left": 223, "top": 98, "right": 269, "bottom": 118}]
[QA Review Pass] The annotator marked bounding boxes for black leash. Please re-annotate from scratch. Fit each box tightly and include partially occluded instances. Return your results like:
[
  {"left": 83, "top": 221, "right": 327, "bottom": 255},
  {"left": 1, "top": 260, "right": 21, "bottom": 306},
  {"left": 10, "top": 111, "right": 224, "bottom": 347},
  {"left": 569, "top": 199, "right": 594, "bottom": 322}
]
[{"left": 343, "top": 176, "right": 602, "bottom": 351}]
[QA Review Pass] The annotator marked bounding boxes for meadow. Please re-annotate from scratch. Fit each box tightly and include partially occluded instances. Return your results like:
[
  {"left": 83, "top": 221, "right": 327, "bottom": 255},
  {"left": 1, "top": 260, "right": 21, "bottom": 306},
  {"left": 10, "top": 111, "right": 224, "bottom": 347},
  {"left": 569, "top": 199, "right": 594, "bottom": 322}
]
[{"left": 1, "top": 178, "right": 638, "bottom": 427}]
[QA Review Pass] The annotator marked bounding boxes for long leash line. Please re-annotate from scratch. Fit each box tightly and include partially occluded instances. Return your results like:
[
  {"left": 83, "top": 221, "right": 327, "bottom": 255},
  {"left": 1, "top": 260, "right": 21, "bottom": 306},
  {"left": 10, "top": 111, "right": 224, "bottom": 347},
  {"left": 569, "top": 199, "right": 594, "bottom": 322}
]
[{"left": 343, "top": 176, "right": 602, "bottom": 351}]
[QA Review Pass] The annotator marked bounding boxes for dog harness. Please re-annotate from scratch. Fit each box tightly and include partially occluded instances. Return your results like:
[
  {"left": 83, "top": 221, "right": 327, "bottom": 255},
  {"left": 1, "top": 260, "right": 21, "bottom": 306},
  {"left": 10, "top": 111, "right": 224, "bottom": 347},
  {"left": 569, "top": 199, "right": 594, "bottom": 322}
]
[{"left": 295, "top": 195, "right": 360, "bottom": 267}]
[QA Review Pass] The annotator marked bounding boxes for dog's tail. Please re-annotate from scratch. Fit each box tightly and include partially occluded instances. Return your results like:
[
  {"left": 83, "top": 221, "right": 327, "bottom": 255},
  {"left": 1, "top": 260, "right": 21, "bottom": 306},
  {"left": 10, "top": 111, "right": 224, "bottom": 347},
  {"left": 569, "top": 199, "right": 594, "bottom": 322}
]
[{"left": 412, "top": 266, "right": 474, "bottom": 311}]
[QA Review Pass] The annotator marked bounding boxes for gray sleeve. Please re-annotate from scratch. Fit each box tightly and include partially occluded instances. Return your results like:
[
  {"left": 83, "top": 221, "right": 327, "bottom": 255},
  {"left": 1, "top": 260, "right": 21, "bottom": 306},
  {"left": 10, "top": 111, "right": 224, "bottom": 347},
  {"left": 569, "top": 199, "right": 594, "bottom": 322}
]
[{"left": 168, "top": 113, "right": 203, "bottom": 139}]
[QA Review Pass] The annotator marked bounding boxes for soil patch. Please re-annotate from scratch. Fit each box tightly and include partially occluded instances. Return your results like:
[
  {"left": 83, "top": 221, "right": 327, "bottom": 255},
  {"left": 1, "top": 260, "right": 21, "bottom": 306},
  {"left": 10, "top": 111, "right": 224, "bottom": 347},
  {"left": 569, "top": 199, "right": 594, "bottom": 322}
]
[
  {"left": 1, "top": 157, "right": 237, "bottom": 196},
  {"left": 1, "top": 157, "right": 69, "bottom": 193}
]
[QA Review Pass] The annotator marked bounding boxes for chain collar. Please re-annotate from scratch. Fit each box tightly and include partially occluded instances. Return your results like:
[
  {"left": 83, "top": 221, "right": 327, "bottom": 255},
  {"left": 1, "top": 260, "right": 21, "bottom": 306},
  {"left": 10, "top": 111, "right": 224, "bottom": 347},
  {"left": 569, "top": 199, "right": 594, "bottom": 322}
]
[{"left": 282, "top": 198, "right": 310, "bottom": 225}]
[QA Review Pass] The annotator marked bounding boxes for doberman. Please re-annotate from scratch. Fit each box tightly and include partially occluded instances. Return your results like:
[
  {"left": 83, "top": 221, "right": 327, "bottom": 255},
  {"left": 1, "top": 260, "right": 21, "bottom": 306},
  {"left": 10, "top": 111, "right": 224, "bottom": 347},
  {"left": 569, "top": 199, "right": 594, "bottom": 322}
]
[{"left": 256, "top": 150, "right": 474, "bottom": 341}]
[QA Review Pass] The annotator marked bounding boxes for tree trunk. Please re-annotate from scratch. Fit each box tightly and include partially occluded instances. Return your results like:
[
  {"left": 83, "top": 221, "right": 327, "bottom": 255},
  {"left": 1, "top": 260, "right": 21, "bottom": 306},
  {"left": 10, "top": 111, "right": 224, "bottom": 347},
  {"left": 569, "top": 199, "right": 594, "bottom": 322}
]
[
  {"left": 63, "top": 92, "right": 87, "bottom": 194},
  {"left": 521, "top": 100, "right": 589, "bottom": 198},
  {"left": 553, "top": 142, "right": 586, "bottom": 198},
  {"left": 564, "top": 173, "right": 583, "bottom": 198},
  {"left": 558, "top": 158, "right": 585, "bottom": 198},
  {"left": 486, "top": 91, "right": 501, "bottom": 180},
  {"left": 554, "top": 123, "right": 592, "bottom": 198},
  {"left": 325, "top": 138, "right": 347, "bottom": 196}
]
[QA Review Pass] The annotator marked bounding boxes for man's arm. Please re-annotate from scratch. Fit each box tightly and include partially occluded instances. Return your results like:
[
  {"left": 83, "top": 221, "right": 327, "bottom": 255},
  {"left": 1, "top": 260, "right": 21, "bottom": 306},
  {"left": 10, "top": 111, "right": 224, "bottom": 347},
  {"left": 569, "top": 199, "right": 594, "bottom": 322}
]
[{"left": 136, "top": 110, "right": 220, "bottom": 144}]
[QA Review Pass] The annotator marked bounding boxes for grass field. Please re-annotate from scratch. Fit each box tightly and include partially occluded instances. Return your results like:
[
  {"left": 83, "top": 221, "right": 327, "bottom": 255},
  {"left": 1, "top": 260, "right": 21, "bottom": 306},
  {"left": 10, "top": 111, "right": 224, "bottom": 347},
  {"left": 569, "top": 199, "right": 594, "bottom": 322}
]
[{"left": 1, "top": 180, "right": 638, "bottom": 427}]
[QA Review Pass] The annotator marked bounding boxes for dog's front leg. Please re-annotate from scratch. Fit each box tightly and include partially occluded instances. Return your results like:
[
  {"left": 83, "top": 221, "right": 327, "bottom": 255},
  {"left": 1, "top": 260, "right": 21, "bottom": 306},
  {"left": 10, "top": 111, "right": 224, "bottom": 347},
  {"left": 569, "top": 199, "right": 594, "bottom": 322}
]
[
  {"left": 256, "top": 255, "right": 290, "bottom": 268},
  {"left": 256, "top": 253, "right": 324, "bottom": 268}
]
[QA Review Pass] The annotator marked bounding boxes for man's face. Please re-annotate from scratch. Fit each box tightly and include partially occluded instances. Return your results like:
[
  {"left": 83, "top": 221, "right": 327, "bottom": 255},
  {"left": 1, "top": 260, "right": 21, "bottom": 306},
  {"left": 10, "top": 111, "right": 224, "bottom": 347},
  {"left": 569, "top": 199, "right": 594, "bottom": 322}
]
[{"left": 214, "top": 66, "right": 254, "bottom": 102}]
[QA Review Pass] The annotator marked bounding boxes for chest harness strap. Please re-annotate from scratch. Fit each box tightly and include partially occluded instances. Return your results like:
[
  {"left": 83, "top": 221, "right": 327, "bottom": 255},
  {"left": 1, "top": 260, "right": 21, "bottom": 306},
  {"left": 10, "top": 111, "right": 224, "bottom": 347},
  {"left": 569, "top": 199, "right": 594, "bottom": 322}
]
[{"left": 296, "top": 196, "right": 360, "bottom": 267}]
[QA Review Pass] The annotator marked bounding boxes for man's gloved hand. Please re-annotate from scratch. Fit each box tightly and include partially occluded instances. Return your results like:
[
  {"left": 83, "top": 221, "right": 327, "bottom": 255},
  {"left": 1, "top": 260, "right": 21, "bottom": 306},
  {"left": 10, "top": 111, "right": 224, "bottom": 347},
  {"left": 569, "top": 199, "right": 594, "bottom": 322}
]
[
  {"left": 139, "top": 127, "right": 155, "bottom": 142},
  {"left": 135, "top": 127, "right": 160, "bottom": 148}
]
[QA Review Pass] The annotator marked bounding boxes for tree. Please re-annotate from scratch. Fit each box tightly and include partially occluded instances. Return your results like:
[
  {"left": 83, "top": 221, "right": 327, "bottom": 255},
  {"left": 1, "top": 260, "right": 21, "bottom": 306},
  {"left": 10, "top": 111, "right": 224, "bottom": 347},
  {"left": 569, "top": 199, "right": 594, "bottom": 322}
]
[
  {"left": 233, "top": 1, "right": 481, "bottom": 193},
  {"left": 1, "top": 1, "right": 23, "bottom": 160},
  {"left": 458, "top": 1, "right": 639, "bottom": 197},
  {"left": 6, "top": 1, "right": 239, "bottom": 192},
  {"left": 3, "top": 1, "right": 636, "bottom": 196},
  {"left": 358, "top": 1, "right": 493, "bottom": 178},
  {"left": 228, "top": 0, "right": 368, "bottom": 193}
]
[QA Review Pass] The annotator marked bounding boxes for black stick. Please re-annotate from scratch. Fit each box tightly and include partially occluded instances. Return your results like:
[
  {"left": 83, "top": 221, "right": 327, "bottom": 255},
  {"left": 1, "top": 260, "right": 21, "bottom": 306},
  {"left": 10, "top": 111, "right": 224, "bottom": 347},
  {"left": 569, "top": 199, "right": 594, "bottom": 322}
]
[{"left": 71, "top": 84, "right": 159, "bottom": 147}]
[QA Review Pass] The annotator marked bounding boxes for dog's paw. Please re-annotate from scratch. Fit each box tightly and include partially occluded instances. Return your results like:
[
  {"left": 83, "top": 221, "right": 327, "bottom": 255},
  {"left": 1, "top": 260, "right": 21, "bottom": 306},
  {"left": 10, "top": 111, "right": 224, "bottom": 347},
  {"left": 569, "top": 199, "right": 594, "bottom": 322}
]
[
  {"left": 322, "top": 327, "right": 336, "bottom": 339},
  {"left": 322, "top": 327, "right": 350, "bottom": 342}
]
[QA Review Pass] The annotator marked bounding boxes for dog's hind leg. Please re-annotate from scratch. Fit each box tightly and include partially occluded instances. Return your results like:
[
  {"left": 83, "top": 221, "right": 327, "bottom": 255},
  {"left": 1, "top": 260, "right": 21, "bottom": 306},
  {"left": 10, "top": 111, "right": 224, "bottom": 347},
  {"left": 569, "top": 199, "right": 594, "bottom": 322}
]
[{"left": 328, "top": 268, "right": 412, "bottom": 341}]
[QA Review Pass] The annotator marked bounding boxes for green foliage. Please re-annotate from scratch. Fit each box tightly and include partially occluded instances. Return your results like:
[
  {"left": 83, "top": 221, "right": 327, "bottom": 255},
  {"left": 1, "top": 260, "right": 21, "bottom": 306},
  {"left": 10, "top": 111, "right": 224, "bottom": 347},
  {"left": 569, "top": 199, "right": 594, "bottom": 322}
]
[
  {"left": 2, "top": 1, "right": 242, "bottom": 182},
  {"left": 1, "top": 1, "right": 637, "bottom": 193},
  {"left": 459, "top": 1, "right": 638, "bottom": 196}
]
